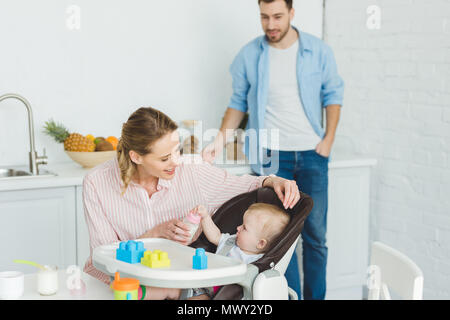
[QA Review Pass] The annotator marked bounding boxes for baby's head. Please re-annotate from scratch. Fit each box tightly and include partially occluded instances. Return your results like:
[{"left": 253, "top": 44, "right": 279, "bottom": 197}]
[{"left": 236, "top": 203, "right": 290, "bottom": 255}]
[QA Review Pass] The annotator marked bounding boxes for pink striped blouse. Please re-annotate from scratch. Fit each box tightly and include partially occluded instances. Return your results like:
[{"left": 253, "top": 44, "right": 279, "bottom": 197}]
[{"left": 82, "top": 156, "right": 267, "bottom": 284}]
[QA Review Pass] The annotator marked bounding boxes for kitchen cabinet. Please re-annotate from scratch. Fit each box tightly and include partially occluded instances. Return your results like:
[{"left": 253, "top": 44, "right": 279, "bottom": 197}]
[
  {"left": 296, "top": 161, "right": 375, "bottom": 299},
  {"left": 0, "top": 187, "right": 77, "bottom": 274},
  {"left": 326, "top": 164, "right": 372, "bottom": 299}
]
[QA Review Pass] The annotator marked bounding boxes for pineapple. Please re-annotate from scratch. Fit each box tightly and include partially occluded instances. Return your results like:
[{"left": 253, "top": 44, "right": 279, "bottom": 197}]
[{"left": 44, "top": 119, "right": 95, "bottom": 152}]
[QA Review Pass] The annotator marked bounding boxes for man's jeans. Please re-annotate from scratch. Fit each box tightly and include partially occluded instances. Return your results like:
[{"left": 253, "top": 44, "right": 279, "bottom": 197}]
[{"left": 260, "top": 149, "right": 329, "bottom": 300}]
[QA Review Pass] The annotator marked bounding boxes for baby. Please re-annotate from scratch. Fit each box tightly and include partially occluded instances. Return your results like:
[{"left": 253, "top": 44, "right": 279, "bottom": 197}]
[
  {"left": 142, "top": 202, "right": 290, "bottom": 300},
  {"left": 197, "top": 202, "right": 290, "bottom": 265}
]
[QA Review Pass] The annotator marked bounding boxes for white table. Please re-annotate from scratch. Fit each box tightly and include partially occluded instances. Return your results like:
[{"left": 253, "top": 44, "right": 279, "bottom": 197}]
[{"left": 19, "top": 270, "right": 112, "bottom": 300}]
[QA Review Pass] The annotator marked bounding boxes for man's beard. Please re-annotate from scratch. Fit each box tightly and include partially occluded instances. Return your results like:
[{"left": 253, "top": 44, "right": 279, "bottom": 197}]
[{"left": 265, "top": 24, "right": 290, "bottom": 43}]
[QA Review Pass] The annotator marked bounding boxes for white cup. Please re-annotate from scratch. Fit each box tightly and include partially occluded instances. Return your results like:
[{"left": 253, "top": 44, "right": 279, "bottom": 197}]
[
  {"left": 0, "top": 271, "right": 25, "bottom": 300},
  {"left": 37, "top": 266, "right": 58, "bottom": 296}
]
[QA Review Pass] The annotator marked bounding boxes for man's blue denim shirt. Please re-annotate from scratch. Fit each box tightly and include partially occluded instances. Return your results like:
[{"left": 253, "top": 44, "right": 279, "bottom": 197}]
[{"left": 227, "top": 26, "right": 344, "bottom": 175}]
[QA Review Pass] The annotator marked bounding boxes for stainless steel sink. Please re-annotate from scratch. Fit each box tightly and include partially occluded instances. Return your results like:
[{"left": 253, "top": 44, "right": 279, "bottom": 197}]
[
  {"left": 0, "top": 169, "right": 32, "bottom": 178},
  {"left": 0, "top": 168, "right": 56, "bottom": 180}
]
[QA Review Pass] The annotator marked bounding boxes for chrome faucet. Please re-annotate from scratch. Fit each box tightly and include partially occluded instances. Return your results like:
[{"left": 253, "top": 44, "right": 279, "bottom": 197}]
[{"left": 0, "top": 93, "right": 48, "bottom": 175}]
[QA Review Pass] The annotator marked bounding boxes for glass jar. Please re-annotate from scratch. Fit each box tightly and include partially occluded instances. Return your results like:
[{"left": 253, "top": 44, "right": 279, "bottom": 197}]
[{"left": 37, "top": 265, "right": 58, "bottom": 296}]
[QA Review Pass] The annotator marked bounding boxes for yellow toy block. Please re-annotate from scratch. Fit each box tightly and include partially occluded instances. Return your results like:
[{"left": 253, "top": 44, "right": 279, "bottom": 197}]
[{"left": 140, "top": 250, "right": 171, "bottom": 268}]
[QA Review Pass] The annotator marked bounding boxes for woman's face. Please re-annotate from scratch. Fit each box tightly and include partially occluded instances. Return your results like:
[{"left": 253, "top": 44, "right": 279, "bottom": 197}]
[{"left": 131, "top": 130, "right": 181, "bottom": 180}]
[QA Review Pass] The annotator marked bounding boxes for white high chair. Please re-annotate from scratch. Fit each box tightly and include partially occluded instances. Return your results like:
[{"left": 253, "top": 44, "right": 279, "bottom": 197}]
[
  {"left": 252, "top": 236, "right": 299, "bottom": 300},
  {"left": 189, "top": 187, "right": 313, "bottom": 300},
  {"left": 93, "top": 187, "right": 313, "bottom": 300},
  {"left": 367, "top": 241, "right": 424, "bottom": 300}
]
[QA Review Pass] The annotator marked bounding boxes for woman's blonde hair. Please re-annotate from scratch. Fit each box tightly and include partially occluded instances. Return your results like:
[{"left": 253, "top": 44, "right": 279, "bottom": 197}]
[{"left": 117, "top": 107, "right": 178, "bottom": 195}]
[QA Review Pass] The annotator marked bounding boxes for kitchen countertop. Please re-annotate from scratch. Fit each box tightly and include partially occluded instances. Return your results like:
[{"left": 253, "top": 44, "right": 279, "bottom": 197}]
[
  {"left": 19, "top": 270, "right": 112, "bottom": 300},
  {"left": 0, "top": 162, "right": 90, "bottom": 192},
  {"left": 0, "top": 157, "right": 377, "bottom": 192}
]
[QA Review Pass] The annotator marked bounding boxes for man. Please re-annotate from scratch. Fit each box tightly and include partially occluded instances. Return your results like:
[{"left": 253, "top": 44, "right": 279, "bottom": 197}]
[{"left": 202, "top": 0, "right": 344, "bottom": 300}]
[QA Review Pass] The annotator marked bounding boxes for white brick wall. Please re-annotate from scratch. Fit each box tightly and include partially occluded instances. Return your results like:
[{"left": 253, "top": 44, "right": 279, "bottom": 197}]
[{"left": 324, "top": 0, "right": 450, "bottom": 299}]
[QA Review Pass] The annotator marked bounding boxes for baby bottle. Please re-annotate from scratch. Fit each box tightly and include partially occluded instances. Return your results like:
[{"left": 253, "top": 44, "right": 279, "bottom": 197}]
[{"left": 183, "top": 210, "right": 201, "bottom": 242}]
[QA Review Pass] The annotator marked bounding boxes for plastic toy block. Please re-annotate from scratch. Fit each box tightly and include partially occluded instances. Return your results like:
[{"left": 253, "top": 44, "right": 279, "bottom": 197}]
[
  {"left": 116, "top": 240, "right": 146, "bottom": 264},
  {"left": 192, "top": 248, "right": 208, "bottom": 270},
  {"left": 140, "top": 250, "right": 171, "bottom": 268}
]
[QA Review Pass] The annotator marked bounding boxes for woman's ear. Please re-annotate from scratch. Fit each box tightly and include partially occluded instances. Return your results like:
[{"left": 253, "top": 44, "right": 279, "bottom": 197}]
[
  {"left": 257, "top": 238, "right": 268, "bottom": 251},
  {"left": 129, "top": 150, "right": 142, "bottom": 165}
]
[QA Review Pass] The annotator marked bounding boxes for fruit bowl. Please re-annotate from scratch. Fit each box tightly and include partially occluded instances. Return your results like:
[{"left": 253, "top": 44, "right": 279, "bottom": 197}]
[{"left": 65, "top": 150, "right": 117, "bottom": 168}]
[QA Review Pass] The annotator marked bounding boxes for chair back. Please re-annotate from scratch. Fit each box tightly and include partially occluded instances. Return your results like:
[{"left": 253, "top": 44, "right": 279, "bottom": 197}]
[{"left": 368, "top": 241, "right": 424, "bottom": 300}]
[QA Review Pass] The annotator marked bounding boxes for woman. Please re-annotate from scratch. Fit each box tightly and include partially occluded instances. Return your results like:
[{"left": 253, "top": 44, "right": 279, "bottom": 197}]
[{"left": 83, "top": 107, "right": 300, "bottom": 286}]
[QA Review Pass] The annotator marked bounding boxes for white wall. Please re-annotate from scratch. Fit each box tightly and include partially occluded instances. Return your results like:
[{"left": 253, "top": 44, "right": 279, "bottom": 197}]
[
  {"left": 325, "top": 0, "right": 450, "bottom": 299},
  {"left": 0, "top": 0, "right": 323, "bottom": 167}
]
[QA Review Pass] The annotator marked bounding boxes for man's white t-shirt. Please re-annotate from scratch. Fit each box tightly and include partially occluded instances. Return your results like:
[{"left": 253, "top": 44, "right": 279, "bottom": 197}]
[{"left": 262, "top": 40, "right": 321, "bottom": 151}]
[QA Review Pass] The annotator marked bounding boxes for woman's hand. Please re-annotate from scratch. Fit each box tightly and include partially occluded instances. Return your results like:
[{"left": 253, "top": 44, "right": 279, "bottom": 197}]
[
  {"left": 139, "top": 219, "right": 191, "bottom": 245},
  {"left": 263, "top": 175, "right": 301, "bottom": 209}
]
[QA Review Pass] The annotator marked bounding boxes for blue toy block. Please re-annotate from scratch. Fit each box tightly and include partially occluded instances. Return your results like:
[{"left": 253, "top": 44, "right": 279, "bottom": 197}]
[
  {"left": 192, "top": 248, "right": 207, "bottom": 270},
  {"left": 116, "top": 240, "right": 146, "bottom": 264}
]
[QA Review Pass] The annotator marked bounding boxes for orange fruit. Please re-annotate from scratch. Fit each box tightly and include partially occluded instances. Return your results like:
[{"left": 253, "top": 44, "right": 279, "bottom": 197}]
[{"left": 106, "top": 136, "right": 119, "bottom": 150}]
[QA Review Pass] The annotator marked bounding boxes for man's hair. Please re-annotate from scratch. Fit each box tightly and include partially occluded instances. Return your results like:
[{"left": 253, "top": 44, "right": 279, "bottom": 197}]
[
  {"left": 258, "top": 0, "right": 293, "bottom": 10},
  {"left": 247, "top": 202, "right": 290, "bottom": 249}
]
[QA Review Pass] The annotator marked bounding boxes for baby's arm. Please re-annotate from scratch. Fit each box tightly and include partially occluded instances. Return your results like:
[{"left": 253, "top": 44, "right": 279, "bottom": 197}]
[{"left": 196, "top": 205, "right": 221, "bottom": 246}]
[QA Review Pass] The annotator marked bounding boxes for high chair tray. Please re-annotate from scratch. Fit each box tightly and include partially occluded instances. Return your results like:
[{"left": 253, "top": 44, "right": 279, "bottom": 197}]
[{"left": 92, "top": 238, "right": 248, "bottom": 288}]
